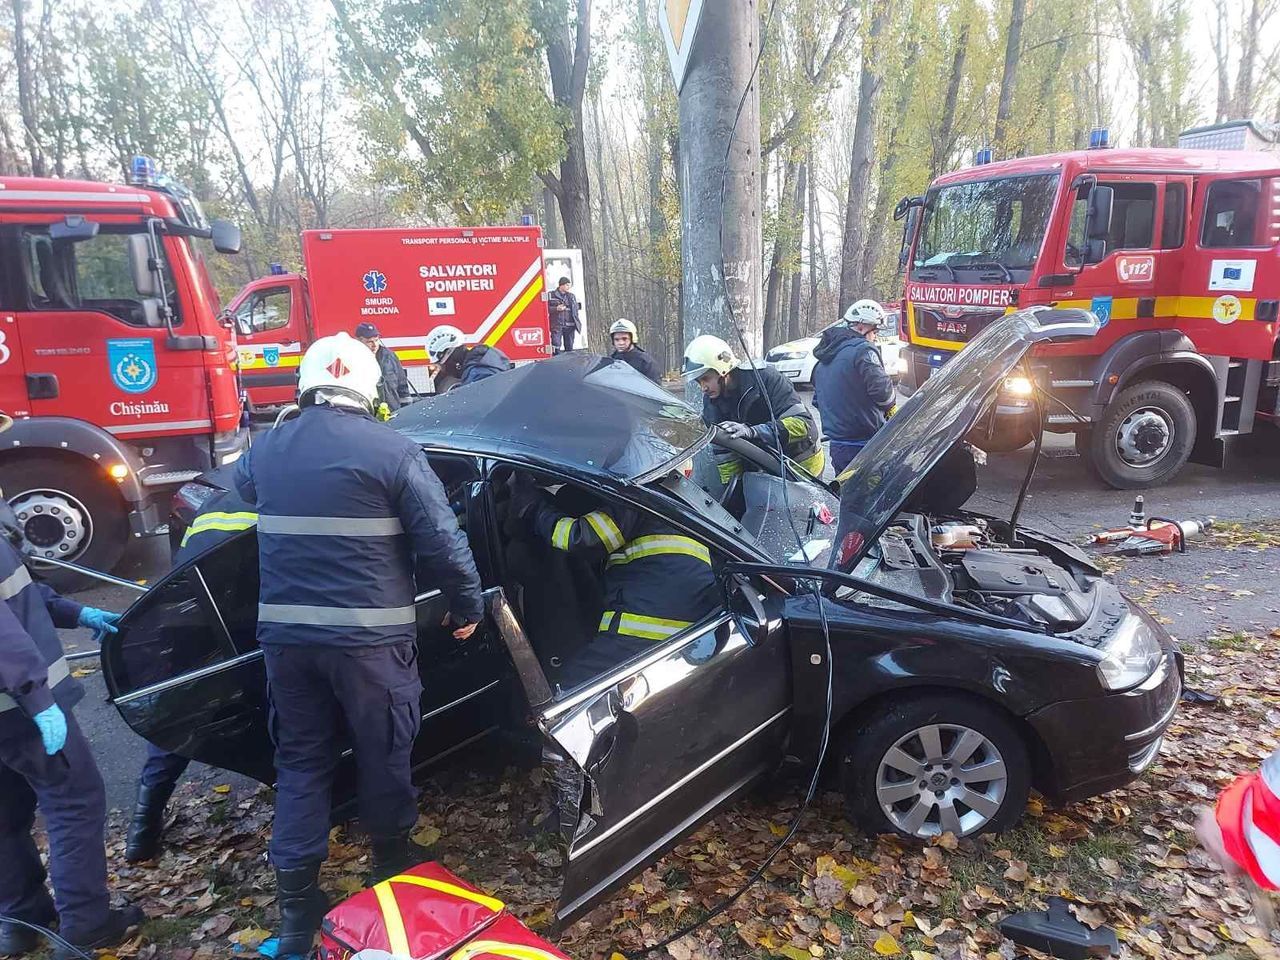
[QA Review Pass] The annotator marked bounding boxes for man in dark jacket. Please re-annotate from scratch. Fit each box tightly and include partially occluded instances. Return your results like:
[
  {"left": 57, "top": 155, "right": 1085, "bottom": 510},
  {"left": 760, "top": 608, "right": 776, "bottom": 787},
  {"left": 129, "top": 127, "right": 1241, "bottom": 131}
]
[
  {"left": 234, "top": 333, "right": 484, "bottom": 959},
  {"left": 609, "top": 319, "right": 662, "bottom": 382},
  {"left": 683, "top": 334, "right": 825, "bottom": 483},
  {"left": 0, "top": 418, "right": 142, "bottom": 958},
  {"left": 431, "top": 342, "right": 513, "bottom": 394},
  {"left": 355, "top": 322, "right": 411, "bottom": 410},
  {"left": 812, "top": 300, "right": 897, "bottom": 474},
  {"left": 122, "top": 487, "right": 258, "bottom": 863},
  {"left": 547, "top": 277, "right": 581, "bottom": 353}
]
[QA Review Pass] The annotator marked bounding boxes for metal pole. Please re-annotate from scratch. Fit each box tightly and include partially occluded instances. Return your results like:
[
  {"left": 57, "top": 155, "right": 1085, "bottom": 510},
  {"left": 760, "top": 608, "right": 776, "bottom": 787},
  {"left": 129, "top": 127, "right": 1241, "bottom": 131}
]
[{"left": 27, "top": 556, "right": 149, "bottom": 594}]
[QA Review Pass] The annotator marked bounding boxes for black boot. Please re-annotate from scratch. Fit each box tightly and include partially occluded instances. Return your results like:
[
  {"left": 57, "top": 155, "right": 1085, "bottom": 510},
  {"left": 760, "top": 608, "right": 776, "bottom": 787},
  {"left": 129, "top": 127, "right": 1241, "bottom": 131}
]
[
  {"left": 124, "top": 780, "right": 177, "bottom": 863},
  {"left": 53, "top": 904, "right": 144, "bottom": 960},
  {"left": 275, "top": 864, "right": 327, "bottom": 958},
  {"left": 369, "top": 835, "right": 431, "bottom": 884},
  {"left": 0, "top": 895, "right": 56, "bottom": 957}
]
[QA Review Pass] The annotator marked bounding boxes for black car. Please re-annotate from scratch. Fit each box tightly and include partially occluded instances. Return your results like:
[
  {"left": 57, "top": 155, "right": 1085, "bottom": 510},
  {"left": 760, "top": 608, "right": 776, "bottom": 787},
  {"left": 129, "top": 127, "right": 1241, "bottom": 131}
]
[{"left": 105, "top": 308, "right": 1180, "bottom": 925}]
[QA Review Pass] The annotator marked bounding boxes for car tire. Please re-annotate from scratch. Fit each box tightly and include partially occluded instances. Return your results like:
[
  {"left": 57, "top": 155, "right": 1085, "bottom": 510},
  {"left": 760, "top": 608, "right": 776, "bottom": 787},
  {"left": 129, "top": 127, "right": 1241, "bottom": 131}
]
[
  {"left": 0, "top": 456, "right": 129, "bottom": 591},
  {"left": 839, "top": 693, "right": 1031, "bottom": 840},
  {"left": 1088, "top": 380, "right": 1196, "bottom": 489}
]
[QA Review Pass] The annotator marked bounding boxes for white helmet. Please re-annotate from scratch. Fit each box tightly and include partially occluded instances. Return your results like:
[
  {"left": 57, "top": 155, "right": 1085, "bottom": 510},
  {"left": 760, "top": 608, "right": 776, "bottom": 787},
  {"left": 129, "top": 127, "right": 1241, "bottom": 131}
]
[
  {"left": 425, "top": 325, "right": 465, "bottom": 363},
  {"left": 841, "top": 299, "right": 887, "bottom": 328},
  {"left": 682, "top": 334, "right": 738, "bottom": 380},
  {"left": 297, "top": 332, "right": 381, "bottom": 409},
  {"left": 610, "top": 318, "right": 638, "bottom": 339}
]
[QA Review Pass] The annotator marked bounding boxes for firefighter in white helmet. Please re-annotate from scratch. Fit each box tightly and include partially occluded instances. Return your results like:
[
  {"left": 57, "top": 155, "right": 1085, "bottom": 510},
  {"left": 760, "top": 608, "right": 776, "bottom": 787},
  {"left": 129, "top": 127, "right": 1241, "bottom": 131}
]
[
  {"left": 812, "top": 299, "right": 897, "bottom": 475},
  {"left": 233, "top": 332, "right": 484, "bottom": 957},
  {"left": 683, "top": 334, "right": 824, "bottom": 483},
  {"left": 425, "top": 327, "right": 512, "bottom": 394},
  {"left": 608, "top": 318, "right": 661, "bottom": 382}
]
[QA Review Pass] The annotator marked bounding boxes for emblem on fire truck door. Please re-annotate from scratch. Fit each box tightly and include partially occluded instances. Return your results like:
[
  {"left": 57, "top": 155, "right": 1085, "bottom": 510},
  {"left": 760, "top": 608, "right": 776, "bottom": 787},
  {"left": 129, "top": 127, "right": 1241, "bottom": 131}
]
[
  {"left": 1212, "top": 295, "right": 1243, "bottom": 324},
  {"left": 107, "top": 338, "right": 158, "bottom": 394}
]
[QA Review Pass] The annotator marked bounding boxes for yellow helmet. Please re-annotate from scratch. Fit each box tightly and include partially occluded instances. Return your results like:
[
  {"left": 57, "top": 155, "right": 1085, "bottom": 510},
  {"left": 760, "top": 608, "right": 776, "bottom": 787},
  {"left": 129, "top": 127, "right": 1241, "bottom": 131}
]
[{"left": 682, "top": 334, "right": 738, "bottom": 380}]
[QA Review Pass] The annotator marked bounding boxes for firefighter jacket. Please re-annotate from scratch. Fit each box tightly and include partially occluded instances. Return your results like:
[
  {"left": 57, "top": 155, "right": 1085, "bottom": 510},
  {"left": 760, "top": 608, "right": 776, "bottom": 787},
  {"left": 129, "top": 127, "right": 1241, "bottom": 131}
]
[
  {"left": 1215, "top": 747, "right": 1280, "bottom": 890},
  {"left": 611, "top": 346, "right": 662, "bottom": 383},
  {"left": 174, "top": 488, "right": 259, "bottom": 565},
  {"left": 702, "top": 363, "right": 824, "bottom": 478},
  {"left": 234, "top": 402, "right": 485, "bottom": 647},
  {"left": 520, "top": 491, "right": 720, "bottom": 643},
  {"left": 0, "top": 537, "right": 84, "bottom": 735},
  {"left": 375, "top": 344, "right": 411, "bottom": 410},
  {"left": 812, "top": 329, "right": 895, "bottom": 444},
  {"left": 435, "top": 346, "right": 513, "bottom": 394}
]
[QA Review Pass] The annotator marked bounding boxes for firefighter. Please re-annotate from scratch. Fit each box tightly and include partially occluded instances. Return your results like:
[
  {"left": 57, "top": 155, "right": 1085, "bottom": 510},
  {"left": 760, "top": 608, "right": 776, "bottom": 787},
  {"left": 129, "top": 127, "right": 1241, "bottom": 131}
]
[
  {"left": 425, "top": 329, "right": 513, "bottom": 394},
  {"left": 0, "top": 419, "right": 143, "bottom": 958},
  {"left": 812, "top": 300, "right": 897, "bottom": 474},
  {"left": 355, "top": 322, "right": 411, "bottom": 411},
  {"left": 122, "top": 488, "right": 258, "bottom": 863},
  {"left": 683, "top": 334, "right": 825, "bottom": 483},
  {"left": 511, "top": 476, "right": 719, "bottom": 688},
  {"left": 609, "top": 319, "right": 662, "bottom": 383},
  {"left": 233, "top": 333, "right": 484, "bottom": 958},
  {"left": 1196, "top": 747, "right": 1280, "bottom": 891}
]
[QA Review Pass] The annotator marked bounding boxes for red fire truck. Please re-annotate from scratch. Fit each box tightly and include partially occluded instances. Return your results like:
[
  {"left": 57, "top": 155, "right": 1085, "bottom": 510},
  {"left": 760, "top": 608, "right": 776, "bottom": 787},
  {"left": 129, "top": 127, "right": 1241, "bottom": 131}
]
[
  {"left": 896, "top": 136, "right": 1279, "bottom": 488},
  {"left": 0, "top": 159, "right": 246, "bottom": 580},
  {"left": 229, "top": 227, "right": 556, "bottom": 408}
]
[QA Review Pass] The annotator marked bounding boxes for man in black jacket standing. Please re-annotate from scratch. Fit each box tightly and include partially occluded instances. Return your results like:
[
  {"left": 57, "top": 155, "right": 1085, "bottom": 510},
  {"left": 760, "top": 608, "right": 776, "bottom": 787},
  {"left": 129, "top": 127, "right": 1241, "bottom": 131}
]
[
  {"left": 547, "top": 277, "right": 581, "bottom": 353},
  {"left": 812, "top": 300, "right": 896, "bottom": 475},
  {"left": 608, "top": 319, "right": 662, "bottom": 382},
  {"left": 355, "top": 322, "right": 410, "bottom": 410}
]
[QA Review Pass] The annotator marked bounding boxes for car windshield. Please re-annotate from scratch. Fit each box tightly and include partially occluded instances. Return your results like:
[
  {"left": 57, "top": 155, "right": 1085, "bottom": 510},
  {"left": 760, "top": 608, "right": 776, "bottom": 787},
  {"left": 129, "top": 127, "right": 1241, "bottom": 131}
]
[{"left": 912, "top": 173, "right": 1060, "bottom": 280}]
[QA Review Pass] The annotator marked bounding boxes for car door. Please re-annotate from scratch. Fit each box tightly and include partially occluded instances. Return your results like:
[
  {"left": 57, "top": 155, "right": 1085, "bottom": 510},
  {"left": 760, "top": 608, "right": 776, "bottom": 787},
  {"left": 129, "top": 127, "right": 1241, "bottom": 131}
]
[
  {"left": 103, "top": 456, "right": 512, "bottom": 794},
  {"left": 228, "top": 277, "right": 306, "bottom": 407},
  {"left": 493, "top": 564, "right": 791, "bottom": 926}
]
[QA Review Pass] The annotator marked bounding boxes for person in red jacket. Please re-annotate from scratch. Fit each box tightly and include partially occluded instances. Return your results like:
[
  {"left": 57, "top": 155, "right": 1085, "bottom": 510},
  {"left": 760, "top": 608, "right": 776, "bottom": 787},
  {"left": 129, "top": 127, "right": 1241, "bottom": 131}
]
[{"left": 1197, "top": 748, "right": 1279, "bottom": 899}]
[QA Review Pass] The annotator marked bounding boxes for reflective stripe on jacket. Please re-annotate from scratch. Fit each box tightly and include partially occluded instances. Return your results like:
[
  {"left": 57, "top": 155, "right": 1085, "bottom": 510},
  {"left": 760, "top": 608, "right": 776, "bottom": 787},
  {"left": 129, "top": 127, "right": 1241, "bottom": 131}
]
[
  {"left": 527, "top": 497, "right": 720, "bottom": 640},
  {"left": 0, "top": 539, "right": 83, "bottom": 725},
  {"left": 234, "top": 403, "right": 484, "bottom": 647},
  {"left": 1216, "top": 748, "right": 1280, "bottom": 890},
  {"left": 176, "top": 488, "right": 259, "bottom": 562}
]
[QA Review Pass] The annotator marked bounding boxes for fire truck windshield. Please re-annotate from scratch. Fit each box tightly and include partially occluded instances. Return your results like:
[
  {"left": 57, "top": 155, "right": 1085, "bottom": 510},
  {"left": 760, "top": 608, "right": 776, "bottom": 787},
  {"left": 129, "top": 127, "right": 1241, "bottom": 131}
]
[{"left": 912, "top": 173, "right": 1059, "bottom": 283}]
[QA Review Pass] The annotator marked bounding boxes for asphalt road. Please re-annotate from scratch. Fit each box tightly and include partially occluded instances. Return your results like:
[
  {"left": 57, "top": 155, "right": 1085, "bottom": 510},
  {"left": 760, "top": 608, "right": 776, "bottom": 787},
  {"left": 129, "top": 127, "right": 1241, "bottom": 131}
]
[{"left": 63, "top": 416, "right": 1280, "bottom": 813}]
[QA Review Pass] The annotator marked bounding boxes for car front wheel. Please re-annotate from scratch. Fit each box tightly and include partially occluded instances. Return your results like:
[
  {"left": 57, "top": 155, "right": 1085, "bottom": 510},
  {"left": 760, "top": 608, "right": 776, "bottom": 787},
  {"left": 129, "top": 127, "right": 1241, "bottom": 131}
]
[{"left": 840, "top": 694, "right": 1030, "bottom": 839}]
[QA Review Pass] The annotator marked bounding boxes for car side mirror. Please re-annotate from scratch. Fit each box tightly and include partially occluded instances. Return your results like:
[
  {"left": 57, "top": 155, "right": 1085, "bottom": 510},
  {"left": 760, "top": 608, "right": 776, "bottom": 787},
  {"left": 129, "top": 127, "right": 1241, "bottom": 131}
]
[
  {"left": 725, "top": 574, "right": 775, "bottom": 646},
  {"left": 127, "top": 233, "right": 161, "bottom": 298},
  {"left": 211, "top": 218, "right": 242, "bottom": 254},
  {"left": 1081, "top": 185, "right": 1113, "bottom": 265}
]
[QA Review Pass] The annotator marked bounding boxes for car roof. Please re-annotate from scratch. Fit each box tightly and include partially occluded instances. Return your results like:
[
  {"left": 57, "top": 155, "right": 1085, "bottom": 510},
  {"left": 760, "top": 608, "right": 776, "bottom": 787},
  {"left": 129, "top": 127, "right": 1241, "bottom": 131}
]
[{"left": 393, "top": 352, "right": 710, "bottom": 482}]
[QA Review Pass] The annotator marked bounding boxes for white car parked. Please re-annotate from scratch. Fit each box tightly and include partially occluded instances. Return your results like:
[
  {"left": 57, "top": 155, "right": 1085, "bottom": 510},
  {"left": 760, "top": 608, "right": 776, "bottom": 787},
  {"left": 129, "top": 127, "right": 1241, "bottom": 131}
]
[{"left": 766, "top": 309, "right": 906, "bottom": 387}]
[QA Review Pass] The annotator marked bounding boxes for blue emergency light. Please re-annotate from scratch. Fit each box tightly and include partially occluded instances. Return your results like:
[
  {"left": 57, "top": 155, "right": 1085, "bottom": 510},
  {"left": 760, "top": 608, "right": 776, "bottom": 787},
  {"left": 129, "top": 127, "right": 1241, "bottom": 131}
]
[
  {"left": 269, "top": 262, "right": 286, "bottom": 275},
  {"left": 975, "top": 147, "right": 993, "bottom": 166},
  {"left": 1089, "top": 127, "right": 1110, "bottom": 149},
  {"left": 519, "top": 214, "right": 535, "bottom": 226},
  {"left": 129, "top": 155, "right": 159, "bottom": 186}
]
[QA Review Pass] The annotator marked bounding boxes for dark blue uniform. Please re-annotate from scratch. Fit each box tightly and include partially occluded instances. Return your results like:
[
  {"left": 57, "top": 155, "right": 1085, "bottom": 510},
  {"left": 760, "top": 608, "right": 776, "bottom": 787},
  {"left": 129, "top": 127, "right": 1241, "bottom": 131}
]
[
  {"left": 518, "top": 491, "right": 720, "bottom": 687},
  {"left": 0, "top": 539, "right": 111, "bottom": 938},
  {"left": 435, "top": 345, "right": 513, "bottom": 394},
  {"left": 610, "top": 345, "right": 662, "bottom": 383},
  {"left": 812, "top": 328, "right": 895, "bottom": 474},
  {"left": 234, "top": 402, "right": 483, "bottom": 871},
  {"left": 127, "top": 489, "right": 259, "bottom": 861}
]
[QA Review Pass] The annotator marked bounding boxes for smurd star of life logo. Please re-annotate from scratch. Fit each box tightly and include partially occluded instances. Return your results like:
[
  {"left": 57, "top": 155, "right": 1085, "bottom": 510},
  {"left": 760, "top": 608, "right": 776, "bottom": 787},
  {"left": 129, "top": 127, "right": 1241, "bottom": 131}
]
[
  {"left": 107, "top": 338, "right": 158, "bottom": 394},
  {"left": 362, "top": 270, "right": 387, "bottom": 294}
]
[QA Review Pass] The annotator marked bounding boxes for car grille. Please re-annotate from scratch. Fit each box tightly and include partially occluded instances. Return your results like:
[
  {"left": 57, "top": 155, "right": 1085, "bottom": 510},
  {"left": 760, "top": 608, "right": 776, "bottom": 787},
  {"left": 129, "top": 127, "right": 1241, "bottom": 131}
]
[{"left": 912, "top": 305, "right": 1007, "bottom": 344}]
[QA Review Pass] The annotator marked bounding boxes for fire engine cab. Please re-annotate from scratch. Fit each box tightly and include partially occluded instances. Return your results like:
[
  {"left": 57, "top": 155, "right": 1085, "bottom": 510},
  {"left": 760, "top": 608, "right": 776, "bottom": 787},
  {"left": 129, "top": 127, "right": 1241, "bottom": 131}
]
[
  {"left": 0, "top": 158, "right": 246, "bottom": 581},
  {"left": 896, "top": 131, "right": 1279, "bottom": 488}
]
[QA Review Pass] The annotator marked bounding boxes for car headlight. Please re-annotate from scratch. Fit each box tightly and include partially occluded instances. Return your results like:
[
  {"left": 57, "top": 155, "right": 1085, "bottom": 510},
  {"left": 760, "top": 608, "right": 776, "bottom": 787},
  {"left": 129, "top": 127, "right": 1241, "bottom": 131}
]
[
  {"left": 1000, "top": 375, "right": 1034, "bottom": 398},
  {"left": 770, "top": 351, "right": 807, "bottom": 361},
  {"left": 1097, "top": 614, "right": 1162, "bottom": 690}
]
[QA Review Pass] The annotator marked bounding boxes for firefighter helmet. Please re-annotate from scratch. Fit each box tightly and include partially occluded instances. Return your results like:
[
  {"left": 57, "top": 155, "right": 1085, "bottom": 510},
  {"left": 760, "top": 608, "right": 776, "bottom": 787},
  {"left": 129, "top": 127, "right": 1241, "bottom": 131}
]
[
  {"left": 682, "top": 334, "right": 738, "bottom": 380},
  {"left": 841, "top": 299, "right": 887, "bottom": 329},
  {"left": 425, "top": 326, "right": 465, "bottom": 364},
  {"left": 610, "top": 318, "right": 638, "bottom": 339},
  {"left": 296, "top": 332, "right": 382, "bottom": 410}
]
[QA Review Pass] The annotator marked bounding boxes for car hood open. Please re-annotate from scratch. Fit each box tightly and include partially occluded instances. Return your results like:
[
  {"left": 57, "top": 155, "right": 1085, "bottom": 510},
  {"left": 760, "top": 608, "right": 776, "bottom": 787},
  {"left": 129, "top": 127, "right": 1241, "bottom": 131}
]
[{"left": 831, "top": 307, "right": 1098, "bottom": 571}]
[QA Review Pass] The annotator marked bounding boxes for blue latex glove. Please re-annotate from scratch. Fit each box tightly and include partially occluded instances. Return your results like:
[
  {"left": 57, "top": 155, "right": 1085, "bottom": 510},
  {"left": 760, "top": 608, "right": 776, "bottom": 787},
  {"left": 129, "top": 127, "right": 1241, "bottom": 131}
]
[
  {"left": 78, "top": 606, "right": 120, "bottom": 641},
  {"left": 33, "top": 704, "right": 67, "bottom": 755}
]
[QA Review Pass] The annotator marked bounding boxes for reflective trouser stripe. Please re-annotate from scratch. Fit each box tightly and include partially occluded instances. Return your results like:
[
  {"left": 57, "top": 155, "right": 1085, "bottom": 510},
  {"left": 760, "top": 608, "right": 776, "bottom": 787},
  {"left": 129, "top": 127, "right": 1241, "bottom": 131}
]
[
  {"left": 258, "top": 603, "right": 418, "bottom": 627},
  {"left": 607, "top": 535, "right": 711, "bottom": 567},
  {"left": 373, "top": 881, "right": 411, "bottom": 957},
  {"left": 551, "top": 517, "right": 574, "bottom": 550},
  {"left": 583, "top": 511, "right": 625, "bottom": 551},
  {"left": 181, "top": 512, "right": 258, "bottom": 546},
  {"left": 0, "top": 564, "right": 32, "bottom": 600},
  {"left": 0, "top": 655, "right": 69, "bottom": 712},
  {"left": 385, "top": 873, "right": 505, "bottom": 913},
  {"left": 256, "top": 515, "right": 404, "bottom": 536},
  {"left": 599, "top": 610, "right": 694, "bottom": 641},
  {"left": 450, "top": 941, "right": 565, "bottom": 960}
]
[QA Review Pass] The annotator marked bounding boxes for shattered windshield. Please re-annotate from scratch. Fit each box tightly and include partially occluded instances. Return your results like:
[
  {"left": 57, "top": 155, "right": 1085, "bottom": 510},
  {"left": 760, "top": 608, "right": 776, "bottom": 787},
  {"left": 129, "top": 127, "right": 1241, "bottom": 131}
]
[{"left": 913, "top": 173, "right": 1060, "bottom": 281}]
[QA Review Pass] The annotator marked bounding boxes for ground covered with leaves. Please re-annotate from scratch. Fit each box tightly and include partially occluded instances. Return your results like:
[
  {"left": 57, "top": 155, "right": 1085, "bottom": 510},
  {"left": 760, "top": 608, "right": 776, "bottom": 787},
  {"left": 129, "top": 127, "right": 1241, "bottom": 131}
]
[{"left": 44, "top": 522, "right": 1280, "bottom": 960}]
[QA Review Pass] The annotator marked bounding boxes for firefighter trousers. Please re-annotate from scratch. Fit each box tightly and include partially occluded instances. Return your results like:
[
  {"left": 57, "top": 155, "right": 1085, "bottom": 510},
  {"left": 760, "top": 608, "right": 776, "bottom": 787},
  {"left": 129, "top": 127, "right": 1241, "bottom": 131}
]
[{"left": 263, "top": 641, "right": 423, "bottom": 870}]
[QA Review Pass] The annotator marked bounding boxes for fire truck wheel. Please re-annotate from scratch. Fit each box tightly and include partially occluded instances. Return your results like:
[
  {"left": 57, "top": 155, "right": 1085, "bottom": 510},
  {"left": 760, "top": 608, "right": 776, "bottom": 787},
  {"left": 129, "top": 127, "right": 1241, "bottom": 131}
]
[
  {"left": 0, "top": 456, "right": 128, "bottom": 590},
  {"left": 1089, "top": 381, "right": 1196, "bottom": 489}
]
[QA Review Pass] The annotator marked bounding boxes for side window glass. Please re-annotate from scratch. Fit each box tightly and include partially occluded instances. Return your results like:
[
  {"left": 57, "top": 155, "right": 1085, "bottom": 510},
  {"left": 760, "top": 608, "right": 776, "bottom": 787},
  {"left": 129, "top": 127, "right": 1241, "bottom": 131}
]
[
  {"left": 1201, "top": 179, "right": 1265, "bottom": 248},
  {"left": 194, "top": 532, "right": 261, "bottom": 654},
  {"left": 1105, "top": 183, "right": 1156, "bottom": 251},
  {"left": 113, "top": 570, "right": 234, "bottom": 692},
  {"left": 1161, "top": 183, "right": 1187, "bottom": 249},
  {"left": 235, "top": 287, "right": 292, "bottom": 335}
]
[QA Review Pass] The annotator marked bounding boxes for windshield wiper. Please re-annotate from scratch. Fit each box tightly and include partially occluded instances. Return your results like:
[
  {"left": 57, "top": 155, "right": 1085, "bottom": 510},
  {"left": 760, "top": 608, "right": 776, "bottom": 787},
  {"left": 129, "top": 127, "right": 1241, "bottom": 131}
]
[
  {"left": 912, "top": 263, "right": 956, "bottom": 282},
  {"left": 964, "top": 260, "right": 1015, "bottom": 282}
]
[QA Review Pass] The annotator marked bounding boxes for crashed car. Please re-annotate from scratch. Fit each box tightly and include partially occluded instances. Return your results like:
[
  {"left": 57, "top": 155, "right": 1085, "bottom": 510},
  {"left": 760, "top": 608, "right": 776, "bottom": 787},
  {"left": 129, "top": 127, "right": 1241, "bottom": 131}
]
[{"left": 103, "top": 308, "right": 1180, "bottom": 925}]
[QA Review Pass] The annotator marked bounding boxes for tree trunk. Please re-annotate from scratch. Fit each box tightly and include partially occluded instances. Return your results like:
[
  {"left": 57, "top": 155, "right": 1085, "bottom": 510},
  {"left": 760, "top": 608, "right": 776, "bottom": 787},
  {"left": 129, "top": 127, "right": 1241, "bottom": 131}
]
[
  {"left": 932, "top": 18, "right": 970, "bottom": 176},
  {"left": 838, "top": 0, "right": 890, "bottom": 313},
  {"left": 1212, "top": 0, "right": 1232, "bottom": 122},
  {"left": 787, "top": 162, "right": 806, "bottom": 342},
  {"left": 1232, "top": 0, "right": 1264, "bottom": 117},
  {"left": 11, "top": 0, "right": 43, "bottom": 176},
  {"left": 591, "top": 95, "right": 614, "bottom": 323},
  {"left": 806, "top": 140, "right": 818, "bottom": 330},
  {"left": 764, "top": 158, "right": 797, "bottom": 350},
  {"left": 993, "top": 0, "right": 1027, "bottom": 151}
]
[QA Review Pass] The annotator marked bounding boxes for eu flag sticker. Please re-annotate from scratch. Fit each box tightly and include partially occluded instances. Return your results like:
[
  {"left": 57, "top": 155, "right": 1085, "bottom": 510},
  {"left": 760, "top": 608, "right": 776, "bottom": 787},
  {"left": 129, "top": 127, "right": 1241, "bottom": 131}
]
[
  {"left": 1090, "top": 295, "right": 1113, "bottom": 328},
  {"left": 108, "top": 338, "right": 158, "bottom": 394}
]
